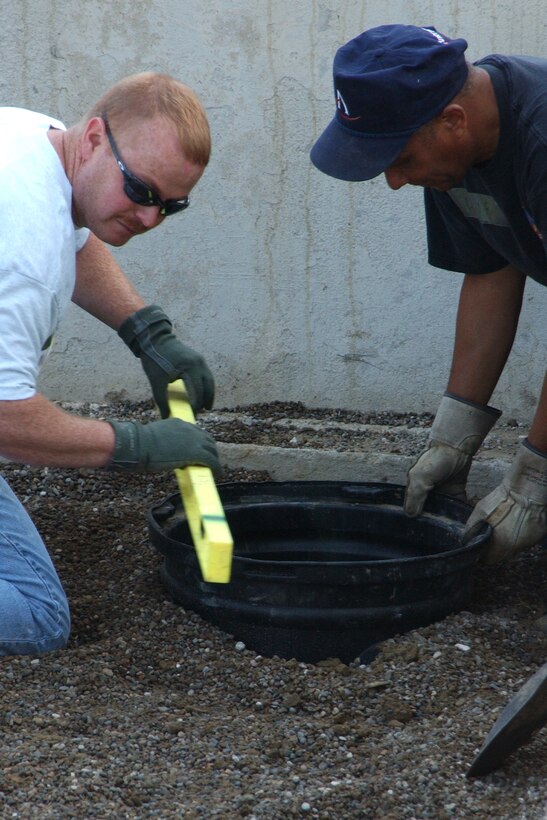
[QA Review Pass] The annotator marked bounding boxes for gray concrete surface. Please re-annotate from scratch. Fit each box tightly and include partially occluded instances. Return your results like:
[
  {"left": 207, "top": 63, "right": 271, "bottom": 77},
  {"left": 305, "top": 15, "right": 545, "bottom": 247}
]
[
  {"left": 2, "top": 1, "right": 545, "bottom": 421},
  {"left": 218, "top": 442, "right": 509, "bottom": 501}
]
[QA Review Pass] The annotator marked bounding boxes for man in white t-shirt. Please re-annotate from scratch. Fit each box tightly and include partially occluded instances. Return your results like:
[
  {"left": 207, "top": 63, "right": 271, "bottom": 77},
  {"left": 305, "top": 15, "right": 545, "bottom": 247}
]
[{"left": 0, "top": 72, "right": 220, "bottom": 655}]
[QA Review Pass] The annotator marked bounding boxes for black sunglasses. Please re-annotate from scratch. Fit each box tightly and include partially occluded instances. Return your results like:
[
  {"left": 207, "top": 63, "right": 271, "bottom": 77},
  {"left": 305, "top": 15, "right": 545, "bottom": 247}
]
[{"left": 102, "top": 113, "right": 190, "bottom": 217}]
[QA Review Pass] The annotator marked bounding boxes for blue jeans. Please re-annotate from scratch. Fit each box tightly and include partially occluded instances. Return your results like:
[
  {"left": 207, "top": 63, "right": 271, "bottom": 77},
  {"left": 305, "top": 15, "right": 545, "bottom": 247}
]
[{"left": 0, "top": 475, "right": 70, "bottom": 655}]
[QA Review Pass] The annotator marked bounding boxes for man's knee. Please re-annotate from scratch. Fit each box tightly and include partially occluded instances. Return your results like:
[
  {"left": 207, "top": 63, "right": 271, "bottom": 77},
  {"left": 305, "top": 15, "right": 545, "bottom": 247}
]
[
  {"left": 31, "top": 599, "right": 72, "bottom": 655},
  {"left": 0, "top": 597, "right": 71, "bottom": 657}
]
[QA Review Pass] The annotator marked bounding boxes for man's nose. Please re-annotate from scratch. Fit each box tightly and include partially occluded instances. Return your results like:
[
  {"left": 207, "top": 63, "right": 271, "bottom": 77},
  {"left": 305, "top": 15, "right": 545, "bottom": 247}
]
[
  {"left": 384, "top": 168, "right": 408, "bottom": 190},
  {"left": 136, "top": 206, "right": 164, "bottom": 229}
]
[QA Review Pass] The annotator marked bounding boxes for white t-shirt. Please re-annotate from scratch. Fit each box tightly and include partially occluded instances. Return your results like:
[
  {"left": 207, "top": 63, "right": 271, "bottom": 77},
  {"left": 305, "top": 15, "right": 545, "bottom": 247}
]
[{"left": 0, "top": 107, "right": 89, "bottom": 399}]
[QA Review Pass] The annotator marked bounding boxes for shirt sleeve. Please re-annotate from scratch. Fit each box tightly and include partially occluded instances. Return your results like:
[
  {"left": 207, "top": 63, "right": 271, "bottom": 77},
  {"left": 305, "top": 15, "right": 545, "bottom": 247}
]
[
  {"left": 75, "top": 227, "right": 90, "bottom": 252},
  {"left": 424, "top": 188, "right": 508, "bottom": 274}
]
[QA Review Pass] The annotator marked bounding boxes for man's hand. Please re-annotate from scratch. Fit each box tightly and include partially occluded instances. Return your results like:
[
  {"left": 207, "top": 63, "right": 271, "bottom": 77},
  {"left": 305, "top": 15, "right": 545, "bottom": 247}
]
[
  {"left": 463, "top": 439, "right": 547, "bottom": 563},
  {"left": 118, "top": 305, "right": 215, "bottom": 417},
  {"left": 404, "top": 393, "right": 501, "bottom": 517},
  {"left": 107, "top": 417, "right": 220, "bottom": 473}
]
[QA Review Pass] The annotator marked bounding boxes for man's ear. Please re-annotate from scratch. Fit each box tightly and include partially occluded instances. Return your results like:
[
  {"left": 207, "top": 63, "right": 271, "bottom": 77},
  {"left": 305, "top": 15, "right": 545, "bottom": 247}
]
[
  {"left": 80, "top": 116, "right": 105, "bottom": 160},
  {"left": 439, "top": 103, "right": 467, "bottom": 135}
]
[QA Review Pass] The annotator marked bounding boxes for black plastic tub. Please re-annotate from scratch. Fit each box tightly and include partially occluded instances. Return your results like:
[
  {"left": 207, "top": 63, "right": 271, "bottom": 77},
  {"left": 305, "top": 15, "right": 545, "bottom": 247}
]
[{"left": 148, "top": 481, "right": 491, "bottom": 664}]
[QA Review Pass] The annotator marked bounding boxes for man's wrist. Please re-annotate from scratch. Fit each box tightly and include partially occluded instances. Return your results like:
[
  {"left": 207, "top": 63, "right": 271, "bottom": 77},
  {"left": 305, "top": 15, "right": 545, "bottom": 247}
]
[
  {"left": 523, "top": 437, "right": 547, "bottom": 459},
  {"left": 118, "top": 304, "right": 172, "bottom": 356},
  {"left": 444, "top": 391, "right": 501, "bottom": 418}
]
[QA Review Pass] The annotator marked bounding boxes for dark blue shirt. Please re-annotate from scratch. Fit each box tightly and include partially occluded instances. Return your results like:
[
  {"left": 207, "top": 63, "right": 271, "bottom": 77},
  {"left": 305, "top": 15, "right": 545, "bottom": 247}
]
[{"left": 425, "top": 55, "right": 547, "bottom": 286}]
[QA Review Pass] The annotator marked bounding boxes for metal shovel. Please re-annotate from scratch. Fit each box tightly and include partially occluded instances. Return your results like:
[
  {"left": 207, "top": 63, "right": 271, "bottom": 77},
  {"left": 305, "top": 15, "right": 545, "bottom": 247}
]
[{"left": 467, "top": 661, "right": 547, "bottom": 777}]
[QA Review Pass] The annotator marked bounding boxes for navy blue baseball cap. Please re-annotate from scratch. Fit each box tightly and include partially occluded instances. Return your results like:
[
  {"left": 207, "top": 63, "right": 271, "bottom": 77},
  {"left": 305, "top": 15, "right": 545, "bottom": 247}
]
[{"left": 310, "top": 24, "right": 469, "bottom": 181}]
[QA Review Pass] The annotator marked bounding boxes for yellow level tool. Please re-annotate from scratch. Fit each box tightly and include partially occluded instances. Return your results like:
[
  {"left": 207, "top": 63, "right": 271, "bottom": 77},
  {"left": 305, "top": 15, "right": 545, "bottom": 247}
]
[{"left": 167, "top": 379, "right": 233, "bottom": 584}]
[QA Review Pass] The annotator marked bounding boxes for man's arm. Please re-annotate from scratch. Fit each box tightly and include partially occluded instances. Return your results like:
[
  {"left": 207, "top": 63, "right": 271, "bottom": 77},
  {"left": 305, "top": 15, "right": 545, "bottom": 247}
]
[
  {"left": 447, "top": 264, "right": 526, "bottom": 403},
  {"left": 404, "top": 263, "right": 547, "bottom": 562},
  {"left": 528, "top": 372, "right": 547, "bottom": 452},
  {"left": 404, "top": 264, "right": 527, "bottom": 517},
  {"left": 463, "top": 368, "right": 547, "bottom": 562},
  {"left": 72, "top": 232, "right": 145, "bottom": 329},
  {"left": 72, "top": 232, "right": 215, "bottom": 415},
  {"left": 0, "top": 235, "right": 142, "bottom": 468},
  {"left": 0, "top": 392, "right": 220, "bottom": 474},
  {"left": 0, "top": 394, "right": 115, "bottom": 467}
]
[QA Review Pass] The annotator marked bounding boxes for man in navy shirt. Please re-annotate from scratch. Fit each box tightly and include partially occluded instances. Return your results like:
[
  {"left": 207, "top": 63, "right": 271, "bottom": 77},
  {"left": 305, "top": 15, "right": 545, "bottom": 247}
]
[{"left": 310, "top": 24, "right": 547, "bottom": 564}]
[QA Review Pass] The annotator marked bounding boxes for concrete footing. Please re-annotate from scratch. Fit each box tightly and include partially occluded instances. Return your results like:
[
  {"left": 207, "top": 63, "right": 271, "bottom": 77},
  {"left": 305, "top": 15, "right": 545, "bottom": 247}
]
[{"left": 218, "top": 441, "right": 511, "bottom": 502}]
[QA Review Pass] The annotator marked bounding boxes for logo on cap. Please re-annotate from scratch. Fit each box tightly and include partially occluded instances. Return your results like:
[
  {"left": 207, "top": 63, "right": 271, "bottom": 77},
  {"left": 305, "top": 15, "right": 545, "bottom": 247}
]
[
  {"left": 336, "top": 89, "right": 361, "bottom": 121},
  {"left": 421, "top": 26, "right": 448, "bottom": 45}
]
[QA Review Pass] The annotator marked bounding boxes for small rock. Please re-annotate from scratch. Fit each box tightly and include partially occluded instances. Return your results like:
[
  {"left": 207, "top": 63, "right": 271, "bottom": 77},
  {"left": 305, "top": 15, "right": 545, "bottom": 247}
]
[{"left": 533, "top": 613, "right": 547, "bottom": 634}]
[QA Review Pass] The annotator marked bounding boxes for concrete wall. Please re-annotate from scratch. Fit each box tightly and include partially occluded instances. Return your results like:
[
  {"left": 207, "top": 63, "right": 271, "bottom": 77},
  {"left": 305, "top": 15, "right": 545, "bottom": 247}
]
[{"left": 2, "top": 0, "right": 546, "bottom": 420}]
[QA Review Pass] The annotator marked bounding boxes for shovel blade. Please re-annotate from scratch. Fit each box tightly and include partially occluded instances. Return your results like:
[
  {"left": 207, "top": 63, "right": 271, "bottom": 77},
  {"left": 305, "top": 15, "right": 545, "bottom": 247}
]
[{"left": 467, "top": 661, "right": 547, "bottom": 777}]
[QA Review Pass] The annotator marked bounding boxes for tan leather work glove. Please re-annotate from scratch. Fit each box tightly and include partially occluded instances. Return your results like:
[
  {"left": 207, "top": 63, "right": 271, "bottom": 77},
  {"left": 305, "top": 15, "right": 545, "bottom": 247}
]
[
  {"left": 463, "top": 439, "right": 547, "bottom": 563},
  {"left": 404, "top": 393, "right": 501, "bottom": 517}
]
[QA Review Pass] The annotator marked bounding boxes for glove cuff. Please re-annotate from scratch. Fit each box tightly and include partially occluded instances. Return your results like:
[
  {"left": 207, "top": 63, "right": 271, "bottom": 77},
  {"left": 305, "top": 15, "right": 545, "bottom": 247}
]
[
  {"left": 106, "top": 420, "right": 141, "bottom": 471},
  {"left": 118, "top": 305, "right": 172, "bottom": 357},
  {"left": 505, "top": 438, "right": 547, "bottom": 503},
  {"left": 430, "top": 393, "right": 501, "bottom": 454},
  {"left": 443, "top": 391, "right": 501, "bottom": 416}
]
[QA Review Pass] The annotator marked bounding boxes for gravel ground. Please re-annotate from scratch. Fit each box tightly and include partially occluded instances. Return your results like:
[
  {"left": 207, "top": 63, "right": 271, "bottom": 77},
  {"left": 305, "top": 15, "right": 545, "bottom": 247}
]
[{"left": 0, "top": 400, "right": 545, "bottom": 819}]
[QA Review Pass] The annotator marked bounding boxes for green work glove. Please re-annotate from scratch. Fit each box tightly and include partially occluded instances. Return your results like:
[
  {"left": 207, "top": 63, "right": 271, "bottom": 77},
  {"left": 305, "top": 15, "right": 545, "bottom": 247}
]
[
  {"left": 463, "top": 439, "right": 547, "bottom": 563},
  {"left": 107, "top": 418, "right": 220, "bottom": 473},
  {"left": 118, "top": 305, "right": 215, "bottom": 418},
  {"left": 404, "top": 393, "right": 501, "bottom": 517}
]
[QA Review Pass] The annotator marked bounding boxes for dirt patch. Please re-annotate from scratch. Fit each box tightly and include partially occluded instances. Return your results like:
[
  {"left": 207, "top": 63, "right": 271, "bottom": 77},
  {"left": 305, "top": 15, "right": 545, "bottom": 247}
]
[
  {"left": 205, "top": 400, "right": 527, "bottom": 463},
  {"left": 0, "top": 399, "right": 544, "bottom": 818}
]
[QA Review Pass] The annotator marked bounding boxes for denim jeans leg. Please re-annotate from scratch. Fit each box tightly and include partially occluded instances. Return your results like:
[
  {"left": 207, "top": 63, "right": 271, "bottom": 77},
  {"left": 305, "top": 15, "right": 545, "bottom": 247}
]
[{"left": 0, "top": 474, "right": 71, "bottom": 655}]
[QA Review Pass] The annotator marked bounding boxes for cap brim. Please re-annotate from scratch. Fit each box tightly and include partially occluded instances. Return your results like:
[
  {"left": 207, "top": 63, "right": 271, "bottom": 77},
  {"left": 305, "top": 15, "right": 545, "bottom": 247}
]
[{"left": 310, "top": 117, "right": 410, "bottom": 182}]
